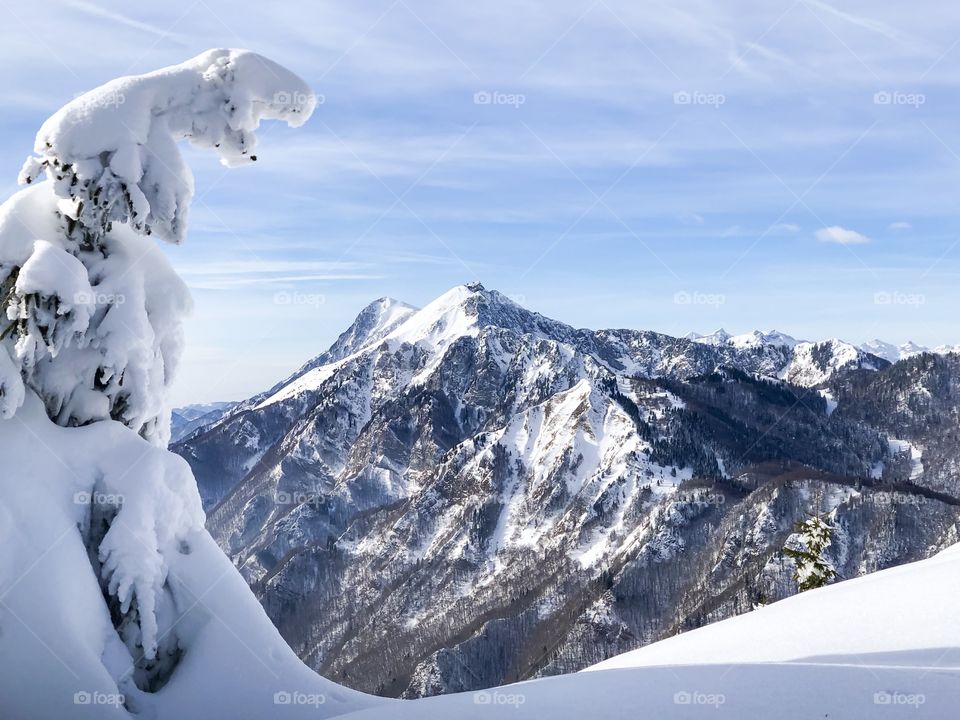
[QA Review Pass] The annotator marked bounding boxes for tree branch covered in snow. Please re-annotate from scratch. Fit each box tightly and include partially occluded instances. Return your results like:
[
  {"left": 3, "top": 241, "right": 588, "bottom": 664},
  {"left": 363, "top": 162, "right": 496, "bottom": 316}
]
[{"left": 18, "top": 48, "right": 315, "bottom": 245}]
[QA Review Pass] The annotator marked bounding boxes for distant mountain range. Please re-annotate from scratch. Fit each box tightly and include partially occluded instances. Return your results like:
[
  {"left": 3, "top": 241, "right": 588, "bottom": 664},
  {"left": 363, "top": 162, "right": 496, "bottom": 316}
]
[
  {"left": 857, "top": 338, "right": 960, "bottom": 363},
  {"left": 687, "top": 328, "right": 960, "bottom": 364},
  {"left": 170, "top": 401, "right": 237, "bottom": 443},
  {"left": 172, "top": 284, "right": 960, "bottom": 698}
]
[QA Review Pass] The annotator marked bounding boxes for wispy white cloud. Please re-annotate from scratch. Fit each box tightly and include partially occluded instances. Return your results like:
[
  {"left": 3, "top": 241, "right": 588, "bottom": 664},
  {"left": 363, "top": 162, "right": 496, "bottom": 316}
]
[
  {"left": 175, "top": 259, "right": 381, "bottom": 289},
  {"left": 802, "top": 0, "right": 920, "bottom": 50},
  {"left": 175, "top": 260, "right": 369, "bottom": 276},
  {"left": 185, "top": 274, "right": 383, "bottom": 290},
  {"left": 815, "top": 226, "right": 870, "bottom": 245},
  {"left": 63, "top": 0, "right": 188, "bottom": 42},
  {"left": 770, "top": 223, "right": 801, "bottom": 234}
]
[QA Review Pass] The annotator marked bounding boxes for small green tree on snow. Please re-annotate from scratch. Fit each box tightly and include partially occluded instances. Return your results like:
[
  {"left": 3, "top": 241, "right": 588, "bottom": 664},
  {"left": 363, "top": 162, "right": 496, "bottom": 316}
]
[{"left": 783, "top": 514, "right": 836, "bottom": 592}]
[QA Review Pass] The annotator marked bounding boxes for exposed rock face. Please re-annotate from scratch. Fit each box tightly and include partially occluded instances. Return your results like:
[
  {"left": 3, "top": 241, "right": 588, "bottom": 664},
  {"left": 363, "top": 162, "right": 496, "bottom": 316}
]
[{"left": 174, "top": 284, "right": 959, "bottom": 697}]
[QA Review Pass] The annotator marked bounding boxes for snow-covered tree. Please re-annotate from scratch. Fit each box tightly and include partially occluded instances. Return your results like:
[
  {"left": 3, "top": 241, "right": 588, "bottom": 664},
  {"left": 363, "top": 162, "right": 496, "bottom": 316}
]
[
  {"left": 0, "top": 49, "right": 316, "bottom": 693},
  {"left": 783, "top": 513, "right": 836, "bottom": 592},
  {"left": 1, "top": 48, "right": 315, "bottom": 444}
]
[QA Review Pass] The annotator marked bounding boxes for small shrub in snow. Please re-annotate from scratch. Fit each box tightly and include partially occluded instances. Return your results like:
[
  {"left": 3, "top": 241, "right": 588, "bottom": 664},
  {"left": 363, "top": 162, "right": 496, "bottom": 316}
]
[{"left": 783, "top": 514, "right": 837, "bottom": 592}]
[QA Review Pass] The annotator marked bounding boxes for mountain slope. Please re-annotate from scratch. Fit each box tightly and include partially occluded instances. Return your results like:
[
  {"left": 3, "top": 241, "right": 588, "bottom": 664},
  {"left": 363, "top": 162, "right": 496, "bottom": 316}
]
[
  {"left": 342, "top": 544, "right": 960, "bottom": 719},
  {"left": 173, "top": 284, "right": 956, "bottom": 698}
]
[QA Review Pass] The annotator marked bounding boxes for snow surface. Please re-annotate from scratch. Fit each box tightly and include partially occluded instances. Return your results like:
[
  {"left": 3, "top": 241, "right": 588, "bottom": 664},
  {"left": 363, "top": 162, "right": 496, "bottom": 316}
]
[
  {"left": 889, "top": 438, "right": 925, "bottom": 480},
  {"left": 819, "top": 388, "right": 838, "bottom": 416}
]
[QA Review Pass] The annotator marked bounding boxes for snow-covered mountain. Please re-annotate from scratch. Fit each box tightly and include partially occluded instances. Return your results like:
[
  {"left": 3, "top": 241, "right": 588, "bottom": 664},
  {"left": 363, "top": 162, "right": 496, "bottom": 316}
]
[
  {"left": 174, "top": 283, "right": 960, "bottom": 698},
  {"left": 170, "top": 401, "right": 237, "bottom": 443},
  {"left": 690, "top": 332, "right": 960, "bottom": 368},
  {"left": 688, "top": 328, "right": 798, "bottom": 349},
  {"left": 859, "top": 338, "right": 960, "bottom": 363},
  {"left": 688, "top": 328, "right": 885, "bottom": 384}
]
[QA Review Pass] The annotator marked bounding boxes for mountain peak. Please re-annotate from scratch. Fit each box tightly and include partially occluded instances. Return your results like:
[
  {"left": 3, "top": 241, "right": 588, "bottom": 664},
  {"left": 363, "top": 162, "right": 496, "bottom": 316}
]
[
  {"left": 383, "top": 283, "right": 560, "bottom": 351},
  {"left": 249, "top": 295, "right": 419, "bottom": 403},
  {"left": 688, "top": 328, "right": 731, "bottom": 346}
]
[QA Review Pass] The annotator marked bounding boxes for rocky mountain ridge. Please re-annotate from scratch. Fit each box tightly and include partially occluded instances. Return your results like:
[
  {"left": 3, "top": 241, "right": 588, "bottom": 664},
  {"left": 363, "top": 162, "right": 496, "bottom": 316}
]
[{"left": 173, "top": 283, "right": 960, "bottom": 697}]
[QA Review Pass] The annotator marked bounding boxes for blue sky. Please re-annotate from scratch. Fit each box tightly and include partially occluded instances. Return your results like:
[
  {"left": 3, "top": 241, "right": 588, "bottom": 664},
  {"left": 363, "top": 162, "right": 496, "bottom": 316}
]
[{"left": 1, "top": 0, "right": 959, "bottom": 404}]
